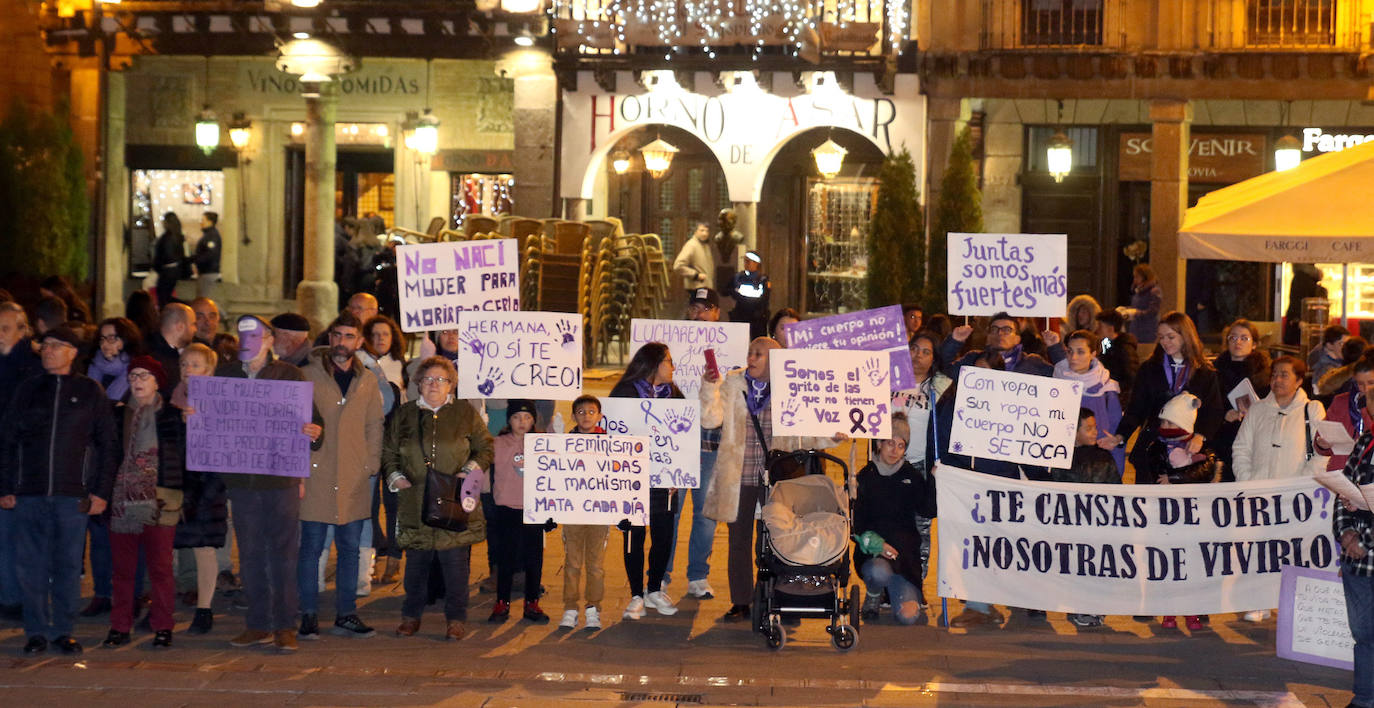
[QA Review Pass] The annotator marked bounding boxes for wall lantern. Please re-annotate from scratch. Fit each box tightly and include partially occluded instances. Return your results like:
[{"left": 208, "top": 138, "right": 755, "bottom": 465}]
[
  {"left": 228, "top": 113, "right": 252, "bottom": 151},
  {"left": 405, "top": 109, "right": 440, "bottom": 156},
  {"left": 610, "top": 150, "right": 632, "bottom": 175},
  {"left": 812, "top": 138, "right": 847, "bottom": 179},
  {"left": 500, "top": 0, "right": 542, "bottom": 13},
  {"left": 1046, "top": 129, "right": 1073, "bottom": 183},
  {"left": 291, "top": 0, "right": 322, "bottom": 7},
  {"left": 1274, "top": 134, "right": 1302, "bottom": 171},
  {"left": 639, "top": 138, "right": 678, "bottom": 179},
  {"left": 194, "top": 105, "right": 219, "bottom": 154}
]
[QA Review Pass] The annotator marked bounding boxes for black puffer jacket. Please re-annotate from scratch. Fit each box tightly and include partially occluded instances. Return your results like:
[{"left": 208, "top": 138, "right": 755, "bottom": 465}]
[{"left": 0, "top": 373, "right": 118, "bottom": 500}]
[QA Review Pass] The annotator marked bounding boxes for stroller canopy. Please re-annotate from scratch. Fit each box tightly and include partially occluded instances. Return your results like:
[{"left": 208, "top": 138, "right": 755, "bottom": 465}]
[{"left": 761, "top": 475, "right": 850, "bottom": 567}]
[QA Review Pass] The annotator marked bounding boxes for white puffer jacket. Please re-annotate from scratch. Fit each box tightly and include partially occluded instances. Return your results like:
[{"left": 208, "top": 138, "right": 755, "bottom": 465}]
[{"left": 1231, "top": 389, "right": 1327, "bottom": 481}]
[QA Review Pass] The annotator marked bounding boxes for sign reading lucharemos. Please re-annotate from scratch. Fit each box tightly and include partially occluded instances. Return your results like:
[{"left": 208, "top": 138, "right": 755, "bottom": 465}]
[
  {"left": 937, "top": 465, "right": 1337, "bottom": 615},
  {"left": 950, "top": 367, "right": 1081, "bottom": 470},
  {"left": 396, "top": 239, "right": 519, "bottom": 332},
  {"left": 947, "top": 233, "right": 1067, "bottom": 318}
]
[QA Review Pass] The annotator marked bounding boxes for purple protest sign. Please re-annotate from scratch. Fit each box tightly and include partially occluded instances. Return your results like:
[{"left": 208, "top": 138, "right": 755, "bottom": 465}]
[
  {"left": 1277, "top": 565, "right": 1354, "bottom": 670},
  {"left": 781, "top": 305, "right": 915, "bottom": 391},
  {"left": 186, "top": 376, "right": 315, "bottom": 478}
]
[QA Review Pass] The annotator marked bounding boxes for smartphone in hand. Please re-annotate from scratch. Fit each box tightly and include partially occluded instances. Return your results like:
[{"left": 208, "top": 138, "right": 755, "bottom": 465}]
[{"left": 703, "top": 348, "right": 719, "bottom": 375}]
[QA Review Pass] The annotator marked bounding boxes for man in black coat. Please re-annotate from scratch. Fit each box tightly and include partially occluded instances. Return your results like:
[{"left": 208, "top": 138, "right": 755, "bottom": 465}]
[
  {"left": 939, "top": 311, "right": 1065, "bottom": 379},
  {"left": 194, "top": 212, "right": 222, "bottom": 299},
  {"left": 0, "top": 302, "right": 42, "bottom": 620},
  {"left": 146, "top": 303, "right": 195, "bottom": 396}
]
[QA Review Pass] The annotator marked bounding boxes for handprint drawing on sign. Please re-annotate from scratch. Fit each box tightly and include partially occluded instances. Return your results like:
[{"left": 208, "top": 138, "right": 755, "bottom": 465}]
[
  {"left": 779, "top": 397, "right": 801, "bottom": 427},
  {"left": 555, "top": 319, "right": 578, "bottom": 351},
  {"left": 664, "top": 406, "right": 696, "bottom": 434},
  {"left": 459, "top": 333, "right": 487, "bottom": 369},
  {"left": 477, "top": 367, "right": 504, "bottom": 396},
  {"left": 864, "top": 357, "right": 888, "bottom": 388}
]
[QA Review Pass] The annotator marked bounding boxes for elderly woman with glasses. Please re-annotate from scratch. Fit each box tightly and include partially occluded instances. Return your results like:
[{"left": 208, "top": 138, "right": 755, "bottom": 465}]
[{"left": 382, "top": 356, "right": 493, "bottom": 641}]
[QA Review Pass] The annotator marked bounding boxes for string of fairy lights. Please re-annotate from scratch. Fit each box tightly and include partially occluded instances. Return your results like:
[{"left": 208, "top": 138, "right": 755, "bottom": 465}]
[{"left": 551, "top": 0, "right": 908, "bottom": 58}]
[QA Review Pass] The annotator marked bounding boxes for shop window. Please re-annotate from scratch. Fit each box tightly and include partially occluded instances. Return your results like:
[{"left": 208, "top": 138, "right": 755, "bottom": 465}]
[
  {"left": 130, "top": 168, "right": 225, "bottom": 275},
  {"left": 1021, "top": 0, "right": 1103, "bottom": 46},
  {"left": 282, "top": 148, "right": 393, "bottom": 299},
  {"left": 1025, "top": 126, "right": 1099, "bottom": 174},
  {"left": 804, "top": 178, "right": 878, "bottom": 314},
  {"left": 1247, "top": 0, "right": 1336, "bottom": 47},
  {"left": 450, "top": 173, "right": 514, "bottom": 228}
]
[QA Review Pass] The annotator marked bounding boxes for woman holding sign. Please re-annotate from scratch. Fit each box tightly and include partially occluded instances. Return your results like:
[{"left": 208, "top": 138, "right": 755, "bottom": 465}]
[
  {"left": 382, "top": 356, "right": 494, "bottom": 641},
  {"left": 700, "top": 337, "right": 847, "bottom": 622},
  {"left": 1212, "top": 319, "right": 1271, "bottom": 483},
  {"left": 608, "top": 343, "right": 684, "bottom": 620}
]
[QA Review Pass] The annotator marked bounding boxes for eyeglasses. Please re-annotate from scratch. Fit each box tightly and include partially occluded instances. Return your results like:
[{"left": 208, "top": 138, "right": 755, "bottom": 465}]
[
  {"left": 419, "top": 376, "right": 451, "bottom": 386},
  {"left": 988, "top": 325, "right": 1016, "bottom": 335},
  {"left": 99, "top": 334, "right": 122, "bottom": 343},
  {"left": 128, "top": 371, "right": 155, "bottom": 382},
  {"left": 1227, "top": 334, "right": 1253, "bottom": 343}
]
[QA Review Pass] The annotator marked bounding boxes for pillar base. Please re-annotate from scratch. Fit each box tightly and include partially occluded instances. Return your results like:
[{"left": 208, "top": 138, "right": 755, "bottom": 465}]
[{"left": 296, "top": 279, "right": 339, "bottom": 335}]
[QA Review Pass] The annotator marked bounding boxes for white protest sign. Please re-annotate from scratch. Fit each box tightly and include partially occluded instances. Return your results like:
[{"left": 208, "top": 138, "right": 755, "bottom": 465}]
[
  {"left": 1278, "top": 566, "right": 1354, "bottom": 670},
  {"left": 523, "top": 434, "right": 650, "bottom": 525},
  {"left": 770, "top": 348, "right": 890, "bottom": 439},
  {"left": 950, "top": 366, "right": 1081, "bottom": 470},
  {"left": 396, "top": 239, "right": 520, "bottom": 332},
  {"left": 456, "top": 312, "right": 583, "bottom": 400},
  {"left": 947, "top": 233, "right": 1067, "bottom": 318},
  {"left": 600, "top": 399, "right": 701, "bottom": 488},
  {"left": 936, "top": 465, "right": 1338, "bottom": 615},
  {"left": 630, "top": 319, "right": 749, "bottom": 399}
]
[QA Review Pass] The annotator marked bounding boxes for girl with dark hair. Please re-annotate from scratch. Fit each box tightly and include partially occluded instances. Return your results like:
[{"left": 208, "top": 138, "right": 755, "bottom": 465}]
[
  {"left": 1213, "top": 319, "right": 1272, "bottom": 481},
  {"left": 486, "top": 399, "right": 550, "bottom": 624},
  {"left": 768, "top": 308, "right": 800, "bottom": 347},
  {"left": 608, "top": 342, "right": 684, "bottom": 619},
  {"left": 363, "top": 315, "right": 406, "bottom": 395},
  {"left": 88, "top": 317, "right": 142, "bottom": 402},
  {"left": 154, "top": 212, "right": 187, "bottom": 306}
]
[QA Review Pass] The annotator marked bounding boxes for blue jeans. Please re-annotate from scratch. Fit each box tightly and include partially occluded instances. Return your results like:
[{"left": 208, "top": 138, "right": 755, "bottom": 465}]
[
  {"left": 860, "top": 558, "right": 923, "bottom": 625},
  {"left": 1344, "top": 562, "right": 1374, "bottom": 707},
  {"left": 14, "top": 496, "right": 87, "bottom": 638},
  {"left": 663, "top": 442, "right": 719, "bottom": 584},
  {"left": 0, "top": 507, "right": 19, "bottom": 606},
  {"left": 299, "top": 519, "right": 364, "bottom": 617}
]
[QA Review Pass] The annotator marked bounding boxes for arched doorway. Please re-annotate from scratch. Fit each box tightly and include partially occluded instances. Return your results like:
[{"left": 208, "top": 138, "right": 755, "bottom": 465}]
[{"left": 758, "top": 127, "right": 886, "bottom": 316}]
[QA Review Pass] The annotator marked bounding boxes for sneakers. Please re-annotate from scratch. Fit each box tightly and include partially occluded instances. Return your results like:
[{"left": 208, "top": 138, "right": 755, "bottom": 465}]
[
  {"left": 584, "top": 607, "right": 601, "bottom": 630},
  {"left": 523, "top": 600, "right": 550, "bottom": 624},
  {"left": 273, "top": 630, "right": 298, "bottom": 652},
  {"left": 101, "top": 630, "right": 131, "bottom": 648},
  {"left": 488, "top": 600, "right": 510, "bottom": 623},
  {"left": 1243, "top": 609, "right": 1271, "bottom": 622},
  {"left": 644, "top": 591, "right": 679, "bottom": 616},
  {"left": 861, "top": 593, "right": 882, "bottom": 621},
  {"left": 623, "top": 595, "right": 646, "bottom": 620},
  {"left": 1068, "top": 613, "right": 1103, "bottom": 628},
  {"left": 559, "top": 609, "right": 579, "bottom": 629},
  {"left": 229, "top": 629, "right": 274, "bottom": 647},
  {"left": 686, "top": 579, "right": 714, "bottom": 600},
  {"left": 1159, "top": 615, "right": 1178, "bottom": 629},
  {"left": 299, "top": 613, "right": 320, "bottom": 640},
  {"left": 1185, "top": 615, "right": 1204, "bottom": 631},
  {"left": 1025, "top": 609, "right": 1048, "bottom": 620},
  {"left": 152, "top": 630, "right": 173, "bottom": 649},
  {"left": 188, "top": 608, "right": 213, "bottom": 635},
  {"left": 332, "top": 614, "right": 376, "bottom": 638}
]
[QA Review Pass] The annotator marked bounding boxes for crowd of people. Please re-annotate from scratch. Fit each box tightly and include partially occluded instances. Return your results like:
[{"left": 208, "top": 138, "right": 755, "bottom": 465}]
[{"left": 3, "top": 252, "right": 1374, "bottom": 708}]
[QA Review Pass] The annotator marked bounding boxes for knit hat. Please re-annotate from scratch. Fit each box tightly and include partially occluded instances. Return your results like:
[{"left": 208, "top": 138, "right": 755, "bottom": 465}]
[
  {"left": 890, "top": 412, "right": 911, "bottom": 446},
  {"left": 1159, "top": 392, "right": 1201, "bottom": 434},
  {"left": 128, "top": 355, "right": 168, "bottom": 391},
  {"left": 269, "top": 312, "right": 310, "bottom": 333},
  {"left": 507, "top": 399, "right": 538, "bottom": 421}
]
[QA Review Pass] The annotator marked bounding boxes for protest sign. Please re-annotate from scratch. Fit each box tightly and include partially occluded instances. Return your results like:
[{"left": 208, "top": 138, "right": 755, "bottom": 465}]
[
  {"left": 770, "top": 348, "right": 890, "bottom": 439},
  {"left": 523, "top": 434, "right": 650, "bottom": 526},
  {"left": 629, "top": 319, "right": 749, "bottom": 398},
  {"left": 186, "top": 376, "right": 314, "bottom": 477},
  {"left": 936, "top": 465, "right": 1338, "bottom": 615},
  {"left": 600, "top": 399, "right": 701, "bottom": 488},
  {"left": 783, "top": 305, "right": 916, "bottom": 391},
  {"left": 396, "top": 239, "right": 519, "bottom": 332},
  {"left": 455, "top": 311, "right": 582, "bottom": 400},
  {"left": 947, "top": 233, "right": 1068, "bottom": 318},
  {"left": 950, "top": 366, "right": 1081, "bottom": 470},
  {"left": 1278, "top": 566, "right": 1354, "bottom": 670}
]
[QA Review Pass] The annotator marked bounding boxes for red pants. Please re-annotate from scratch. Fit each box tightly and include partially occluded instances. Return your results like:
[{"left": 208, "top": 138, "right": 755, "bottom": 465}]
[{"left": 111, "top": 525, "right": 176, "bottom": 633}]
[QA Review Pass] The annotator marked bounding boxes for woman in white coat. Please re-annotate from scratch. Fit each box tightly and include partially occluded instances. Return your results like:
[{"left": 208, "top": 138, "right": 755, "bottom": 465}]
[
  {"left": 1231, "top": 355, "right": 1326, "bottom": 621},
  {"left": 699, "top": 337, "right": 846, "bottom": 622}
]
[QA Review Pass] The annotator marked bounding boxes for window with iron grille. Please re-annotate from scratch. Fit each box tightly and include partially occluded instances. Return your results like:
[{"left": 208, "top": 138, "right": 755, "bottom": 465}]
[
  {"left": 1247, "top": 0, "right": 1336, "bottom": 47},
  {"left": 1021, "top": 0, "right": 1103, "bottom": 46}
]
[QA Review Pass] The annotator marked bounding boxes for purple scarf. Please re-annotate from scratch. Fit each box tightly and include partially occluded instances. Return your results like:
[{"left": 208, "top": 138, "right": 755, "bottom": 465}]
[
  {"left": 745, "top": 373, "right": 770, "bottom": 415},
  {"left": 1163, "top": 357, "right": 1190, "bottom": 395},
  {"left": 633, "top": 378, "right": 672, "bottom": 399},
  {"left": 1001, "top": 344, "right": 1025, "bottom": 371}
]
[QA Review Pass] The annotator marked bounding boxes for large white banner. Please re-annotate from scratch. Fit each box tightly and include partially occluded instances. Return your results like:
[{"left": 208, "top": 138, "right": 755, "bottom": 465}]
[
  {"left": 456, "top": 312, "right": 583, "bottom": 400},
  {"left": 950, "top": 367, "right": 1082, "bottom": 470},
  {"left": 396, "top": 239, "right": 520, "bottom": 332},
  {"left": 947, "top": 233, "right": 1067, "bottom": 318},
  {"left": 600, "top": 399, "right": 702, "bottom": 488},
  {"left": 936, "top": 465, "right": 1337, "bottom": 615},
  {"left": 523, "top": 434, "right": 650, "bottom": 526},
  {"left": 770, "top": 348, "right": 891, "bottom": 439},
  {"left": 630, "top": 319, "right": 750, "bottom": 399}
]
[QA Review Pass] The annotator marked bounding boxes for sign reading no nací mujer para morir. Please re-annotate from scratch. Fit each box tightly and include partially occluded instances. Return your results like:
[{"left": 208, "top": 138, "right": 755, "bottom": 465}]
[
  {"left": 395, "top": 239, "right": 519, "bottom": 332},
  {"left": 937, "top": 466, "right": 1338, "bottom": 615}
]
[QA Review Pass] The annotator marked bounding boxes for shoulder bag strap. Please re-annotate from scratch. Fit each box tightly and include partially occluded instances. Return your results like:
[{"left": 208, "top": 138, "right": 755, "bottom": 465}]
[
  {"left": 1305, "top": 402, "right": 1315, "bottom": 461},
  {"left": 745, "top": 390, "right": 770, "bottom": 458}
]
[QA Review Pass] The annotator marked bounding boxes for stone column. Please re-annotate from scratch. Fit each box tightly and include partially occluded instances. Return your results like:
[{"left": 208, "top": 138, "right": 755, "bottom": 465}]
[
  {"left": 511, "top": 52, "right": 557, "bottom": 218},
  {"left": 296, "top": 83, "right": 338, "bottom": 333},
  {"left": 1148, "top": 99, "right": 1191, "bottom": 315}
]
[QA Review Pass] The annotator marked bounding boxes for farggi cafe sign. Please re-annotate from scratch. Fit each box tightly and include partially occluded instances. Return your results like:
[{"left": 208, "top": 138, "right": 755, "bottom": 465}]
[
  {"left": 1301, "top": 128, "right": 1374, "bottom": 153},
  {"left": 1119, "top": 133, "right": 1266, "bottom": 183}
]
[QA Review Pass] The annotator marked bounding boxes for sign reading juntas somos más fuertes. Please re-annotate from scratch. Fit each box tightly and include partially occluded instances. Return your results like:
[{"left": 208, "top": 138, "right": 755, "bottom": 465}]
[
  {"left": 936, "top": 466, "right": 1337, "bottom": 615},
  {"left": 783, "top": 305, "right": 916, "bottom": 391},
  {"left": 947, "top": 233, "right": 1067, "bottom": 319},
  {"left": 455, "top": 311, "right": 583, "bottom": 401},
  {"left": 522, "top": 434, "right": 650, "bottom": 526},
  {"left": 950, "top": 367, "right": 1082, "bottom": 470},
  {"left": 395, "top": 239, "right": 520, "bottom": 332},
  {"left": 186, "top": 376, "right": 314, "bottom": 477},
  {"left": 600, "top": 399, "right": 702, "bottom": 488},
  {"left": 769, "top": 348, "right": 891, "bottom": 439}
]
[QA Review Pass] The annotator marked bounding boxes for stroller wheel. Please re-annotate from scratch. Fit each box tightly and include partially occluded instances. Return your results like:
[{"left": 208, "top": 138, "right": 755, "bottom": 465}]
[
  {"left": 831, "top": 623, "right": 858, "bottom": 652},
  {"left": 765, "top": 617, "right": 786, "bottom": 651}
]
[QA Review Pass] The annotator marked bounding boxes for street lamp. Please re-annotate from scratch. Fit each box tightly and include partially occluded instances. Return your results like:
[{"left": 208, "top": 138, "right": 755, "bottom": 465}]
[
  {"left": 501, "top": 0, "right": 542, "bottom": 13},
  {"left": 812, "top": 138, "right": 846, "bottom": 179},
  {"left": 194, "top": 105, "right": 219, "bottom": 154},
  {"left": 610, "top": 150, "right": 632, "bottom": 174},
  {"left": 1274, "top": 134, "right": 1302, "bottom": 171},
  {"left": 639, "top": 138, "right": 678, "bottom": 179},
  {"left": 228, "top": 113, "right": 252, "bottom": 150},
  {"left": 1046, "top": 129, "right": 1073, "bottom": 183},
  {"left": 405, "top": 109, "right": 440, "bottom": 156}
]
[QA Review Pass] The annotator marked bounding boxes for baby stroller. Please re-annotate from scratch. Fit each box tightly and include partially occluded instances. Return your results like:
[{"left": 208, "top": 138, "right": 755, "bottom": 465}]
[{"left": 751, "top": 449, "right": 859, "bottom": 651}]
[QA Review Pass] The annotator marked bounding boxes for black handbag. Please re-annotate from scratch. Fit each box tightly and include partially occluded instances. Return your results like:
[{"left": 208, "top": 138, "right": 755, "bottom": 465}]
[{"left": 418, "top": 408, "right": 469, "bottom": 532}]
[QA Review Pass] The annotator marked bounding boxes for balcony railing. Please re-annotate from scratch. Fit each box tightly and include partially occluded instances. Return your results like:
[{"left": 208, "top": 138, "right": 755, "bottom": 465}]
[
  {"left": 1245, "top": 0, "right": 1337, "bottom": 47},
  {"left": 982, "top": 0, "right": 1122, "bottom": 49}
]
